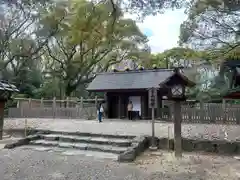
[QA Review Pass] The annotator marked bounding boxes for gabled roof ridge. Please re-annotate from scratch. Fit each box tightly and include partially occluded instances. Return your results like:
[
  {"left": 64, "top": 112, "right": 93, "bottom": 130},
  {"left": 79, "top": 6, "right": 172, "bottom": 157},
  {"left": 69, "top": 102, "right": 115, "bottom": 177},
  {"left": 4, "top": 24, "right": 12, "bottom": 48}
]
[{"left": 97, "top": 68, "right": 173, "bottom": 75}]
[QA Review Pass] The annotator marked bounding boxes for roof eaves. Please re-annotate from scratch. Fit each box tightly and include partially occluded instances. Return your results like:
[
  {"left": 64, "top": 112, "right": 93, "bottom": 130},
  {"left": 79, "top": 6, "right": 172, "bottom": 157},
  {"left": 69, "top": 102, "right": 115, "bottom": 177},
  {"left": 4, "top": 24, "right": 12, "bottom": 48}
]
[{"left": 97, "top": 68, "right": 173, "bottom": 75}]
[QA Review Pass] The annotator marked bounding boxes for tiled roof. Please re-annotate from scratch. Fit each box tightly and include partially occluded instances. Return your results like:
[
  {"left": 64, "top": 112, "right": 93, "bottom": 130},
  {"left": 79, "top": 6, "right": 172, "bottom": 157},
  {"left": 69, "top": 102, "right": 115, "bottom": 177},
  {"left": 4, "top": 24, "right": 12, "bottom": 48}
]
[{"left": 87, "top": 69, "right": 174, "bottom": 91}]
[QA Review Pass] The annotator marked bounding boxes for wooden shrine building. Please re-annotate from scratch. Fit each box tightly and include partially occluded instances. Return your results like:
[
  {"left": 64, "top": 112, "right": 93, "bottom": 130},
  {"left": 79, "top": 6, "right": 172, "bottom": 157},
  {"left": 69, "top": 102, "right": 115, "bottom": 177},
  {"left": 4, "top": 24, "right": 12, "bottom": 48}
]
[{"left": 87, "top": 68, "right": 194, "bottom": 119}]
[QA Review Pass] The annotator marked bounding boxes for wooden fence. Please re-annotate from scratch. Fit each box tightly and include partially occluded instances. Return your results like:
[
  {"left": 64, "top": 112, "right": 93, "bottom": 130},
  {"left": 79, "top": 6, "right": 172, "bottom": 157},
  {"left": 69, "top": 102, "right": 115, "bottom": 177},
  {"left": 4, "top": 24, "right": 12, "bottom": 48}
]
[
  {"left": 159, "top": 103, "right": 240, "bottom": 124},
  {"left": 14, "top": 97, "right": 103, "bottom": 109},
  {"left": 7, "top": 97, "right": 104, "bottom": 119},
  {"left": 6, "top": 98, "right": 240, "bottom": 124}
]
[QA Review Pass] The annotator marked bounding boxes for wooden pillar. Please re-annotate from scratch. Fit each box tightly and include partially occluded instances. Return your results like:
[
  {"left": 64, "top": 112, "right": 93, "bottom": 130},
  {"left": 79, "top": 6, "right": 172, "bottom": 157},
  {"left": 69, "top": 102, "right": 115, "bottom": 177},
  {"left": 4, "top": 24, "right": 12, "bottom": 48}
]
[
  {"left": 141, "top": 93, "right": 148, "bottom": 119},
  {"left": 141, "top": 95, "right": 145, "bottom": 119},
  {"left": 0, "top": 101, "right": 5, "bottom": 140},
  {"left": 174, "top": 101, "right": 182, "bottom": 157},
  {"left": 156, "top": 92, "right": 161, "bottom": 119},
  {"left": 118, "top": 95, "right": 122, "bottom": 119},
  {"left": 122, "top": 95, "right": 127, "bottom": 118},
  {"left": 53, "top": 97, "right": 56, "bottom": 119},
  {"left": 104, "top": 93, "right": 108, "bottom": 118}
]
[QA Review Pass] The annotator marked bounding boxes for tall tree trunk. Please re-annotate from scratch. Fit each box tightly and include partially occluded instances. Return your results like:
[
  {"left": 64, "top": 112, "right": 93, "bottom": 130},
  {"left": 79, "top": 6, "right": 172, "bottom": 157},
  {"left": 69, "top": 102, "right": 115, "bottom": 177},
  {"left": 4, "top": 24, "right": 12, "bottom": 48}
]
[
  {"left": 65, "top": 84, "right": 75, "bottom": 107},
  {"left": 65, "top": 86, "right": 74, "bottom": 97}
]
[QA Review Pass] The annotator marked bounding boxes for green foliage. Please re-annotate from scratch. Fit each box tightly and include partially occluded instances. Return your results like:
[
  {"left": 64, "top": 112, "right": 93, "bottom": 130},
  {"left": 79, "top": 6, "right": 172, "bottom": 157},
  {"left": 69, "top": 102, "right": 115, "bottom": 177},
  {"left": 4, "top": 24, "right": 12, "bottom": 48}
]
[
  {"left": 0, "top": 0, "right": 150, "bottom": 98},
  {"left": 179, "top": 0, "right": 240, "bottom": 55},
  {"left": 43, "top": 0, "right": 148, "bottom": 96},
  {"left": 122, "top": 0, "right": 188, "bottom": 17},
  {"left": 146, "top": 47, "right": 209, "bottom": 68}
]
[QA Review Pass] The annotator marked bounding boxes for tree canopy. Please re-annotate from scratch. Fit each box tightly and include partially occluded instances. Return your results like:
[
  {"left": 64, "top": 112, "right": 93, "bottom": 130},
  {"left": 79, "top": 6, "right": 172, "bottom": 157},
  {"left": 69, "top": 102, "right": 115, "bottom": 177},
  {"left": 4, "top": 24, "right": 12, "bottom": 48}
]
[
  {"left": 179, "top": 0, "right": 240, "bottom": 57},
  {"left": 0, "top": 0, "right": 149, "bottom": 98},
  {"left": 1, "top": 0, "right": 239, "bottom": 102}
]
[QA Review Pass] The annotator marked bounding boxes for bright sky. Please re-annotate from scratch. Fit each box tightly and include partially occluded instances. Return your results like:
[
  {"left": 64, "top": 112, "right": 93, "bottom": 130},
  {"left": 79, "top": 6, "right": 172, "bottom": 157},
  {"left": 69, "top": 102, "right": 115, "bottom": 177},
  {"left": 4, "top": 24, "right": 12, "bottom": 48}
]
[{"left": 127, "top": 9, "right": 187, "bottom": 53}]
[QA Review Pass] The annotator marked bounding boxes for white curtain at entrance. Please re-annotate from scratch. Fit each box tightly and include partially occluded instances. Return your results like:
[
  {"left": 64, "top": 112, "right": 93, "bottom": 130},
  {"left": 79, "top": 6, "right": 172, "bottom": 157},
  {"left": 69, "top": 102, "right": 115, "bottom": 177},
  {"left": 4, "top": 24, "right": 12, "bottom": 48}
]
[{"left": 128, "top": 96, "right": 141, "bottom": 115}]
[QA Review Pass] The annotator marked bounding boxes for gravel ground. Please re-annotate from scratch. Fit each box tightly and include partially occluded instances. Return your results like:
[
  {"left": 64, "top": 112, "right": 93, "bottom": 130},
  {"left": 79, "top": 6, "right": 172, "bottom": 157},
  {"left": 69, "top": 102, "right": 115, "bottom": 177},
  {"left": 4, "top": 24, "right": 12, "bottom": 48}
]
[
  {"left": 134, "top": 150, "right": 240, "bottom": 180},
  {"left": 4, "top": 118, "right": 240, "bottom": 141},
  {"left": 0, "top": 148, "right": 149, "bottom": 180},
  {"left": 0, "top": 148, "right": 239, "bottom": 180}
]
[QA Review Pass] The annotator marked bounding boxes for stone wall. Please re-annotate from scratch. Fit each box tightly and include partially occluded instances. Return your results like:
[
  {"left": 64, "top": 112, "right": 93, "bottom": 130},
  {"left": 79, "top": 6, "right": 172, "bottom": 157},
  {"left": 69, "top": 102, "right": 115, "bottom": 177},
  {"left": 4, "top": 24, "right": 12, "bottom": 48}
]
[{"left": 157, "top": 138, "right": 240, "bottom": 155}]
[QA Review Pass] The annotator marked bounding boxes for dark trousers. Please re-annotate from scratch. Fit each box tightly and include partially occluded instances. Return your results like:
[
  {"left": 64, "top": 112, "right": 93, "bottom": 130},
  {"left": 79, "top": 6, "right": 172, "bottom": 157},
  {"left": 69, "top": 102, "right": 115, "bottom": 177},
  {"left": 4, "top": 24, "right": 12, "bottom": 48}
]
[
  {"left": 128, "top": 111, "right": 132, "bottom": 120},
  {"left": 98, "top": 112, "right": 102, "bottom": 122}
]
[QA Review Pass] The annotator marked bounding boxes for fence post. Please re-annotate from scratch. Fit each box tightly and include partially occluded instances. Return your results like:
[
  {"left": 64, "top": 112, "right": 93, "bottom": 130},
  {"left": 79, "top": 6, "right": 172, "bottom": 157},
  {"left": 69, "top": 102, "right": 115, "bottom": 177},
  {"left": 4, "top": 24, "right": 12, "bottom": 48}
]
[
  {"left": 80, "top": 97, "right": 83, "bottom": 108},
  {"left": 222, "top": 99, "right": 227, "bottom": 123},
  {"left": 16, "top": 100, "right": 20, "bottom": 108},
  {"left": 40, "top": 98, "right": 44, "bottom": 108},
  {"left": 66, "top": 97, "right": 69, "bottom": 108},
  {"left": 95, "top": 96, "right": 98, "bottom": 107},
  {"left": 53, "top": 97, "right": 56, "bottom": 119},
  {"left": 28, "top": 98, "right": 32, "bottom": 118},
  {"left": 28, "top": 98, "right": 32, "bottom": 108},
  {"left": 200, "top": 101, "right": 203, "bottom": 122}
]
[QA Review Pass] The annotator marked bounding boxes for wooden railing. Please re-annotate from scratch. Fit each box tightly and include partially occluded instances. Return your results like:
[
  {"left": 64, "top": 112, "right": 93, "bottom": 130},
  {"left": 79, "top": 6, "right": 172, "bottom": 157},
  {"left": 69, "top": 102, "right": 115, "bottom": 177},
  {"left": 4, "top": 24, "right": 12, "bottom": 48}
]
[
  {"left": 7, "top": 97, "right": 104, "bottom": 120},
  {"left": 7, "top": 98, "right": 240, "bottom": 124},
  {"left": 158, "top": 104, "right": 240, "bottom": 124}
]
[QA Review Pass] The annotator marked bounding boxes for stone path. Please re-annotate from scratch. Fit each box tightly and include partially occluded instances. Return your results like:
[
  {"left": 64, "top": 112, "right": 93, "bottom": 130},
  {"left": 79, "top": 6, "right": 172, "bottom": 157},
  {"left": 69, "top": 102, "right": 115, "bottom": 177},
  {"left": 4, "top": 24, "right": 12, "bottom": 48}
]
[{"left": 4, "top": 118, "right": 240, "bottom": 141}]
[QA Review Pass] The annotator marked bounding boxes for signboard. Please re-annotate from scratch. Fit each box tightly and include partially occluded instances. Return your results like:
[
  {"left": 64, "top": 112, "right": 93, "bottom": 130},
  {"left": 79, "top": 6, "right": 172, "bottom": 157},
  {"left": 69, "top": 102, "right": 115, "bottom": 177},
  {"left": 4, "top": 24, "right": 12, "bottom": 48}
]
[{"left": 148, "top": 87, "right": 157, "bottom": 108}]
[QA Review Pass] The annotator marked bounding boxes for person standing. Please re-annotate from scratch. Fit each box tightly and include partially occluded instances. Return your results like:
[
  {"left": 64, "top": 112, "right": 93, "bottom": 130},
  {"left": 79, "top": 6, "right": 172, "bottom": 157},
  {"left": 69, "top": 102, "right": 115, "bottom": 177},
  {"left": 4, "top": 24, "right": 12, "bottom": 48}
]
[
  {"left": 97, "top": 102, "right": 104, "bottom": 122},
  {"left": 127, "top": 101, "right": 133, "bottom": 120}
]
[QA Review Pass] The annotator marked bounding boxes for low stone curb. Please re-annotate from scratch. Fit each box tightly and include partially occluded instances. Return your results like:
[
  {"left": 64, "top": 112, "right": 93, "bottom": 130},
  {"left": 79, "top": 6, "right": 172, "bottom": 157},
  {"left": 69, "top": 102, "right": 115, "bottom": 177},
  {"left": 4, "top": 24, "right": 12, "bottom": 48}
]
[
  {"left": 118, "top": 136, "right": 148, "bottom": 162},
  {"left": 4, "top": 135, "right": 40, "bottom": 149},
  {"left": 157, "top": 138, "right": 240, "bottom": 155},
  {"left": 39, "top": 134, "right": 132, "bottom": 147},
  {"left": 3, "top": 128, "right": 39, "bottom": 137},
  {"left": 34, "top": 129, "right": 136, "bottom": 140}
]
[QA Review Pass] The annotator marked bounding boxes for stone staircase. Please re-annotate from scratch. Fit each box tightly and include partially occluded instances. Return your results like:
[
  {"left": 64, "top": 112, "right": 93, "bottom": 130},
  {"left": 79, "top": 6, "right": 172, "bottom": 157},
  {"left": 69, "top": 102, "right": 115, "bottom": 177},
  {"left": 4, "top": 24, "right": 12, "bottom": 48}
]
[
  {"left": 31, "top": 133, "right": 131, "bottom": 153},
  {"left": 7, "top": 131, "right": 148, "bottom": 161}
]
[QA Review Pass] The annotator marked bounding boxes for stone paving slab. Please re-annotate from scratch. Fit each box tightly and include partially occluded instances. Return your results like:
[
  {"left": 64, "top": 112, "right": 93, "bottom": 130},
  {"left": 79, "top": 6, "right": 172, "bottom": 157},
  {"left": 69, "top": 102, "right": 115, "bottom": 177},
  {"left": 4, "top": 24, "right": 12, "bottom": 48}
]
[
  {"left": 30, "top": 139, "right": 128, "bottom": 154},
  {"left": 13, "top": 145, "right": 119, "bottom": 160},
  {"left": 41, "top": 134, "right": 132, "bottom": 146},
  {"left": 4, "top": 118, "right": 240, "bottom": 141}
]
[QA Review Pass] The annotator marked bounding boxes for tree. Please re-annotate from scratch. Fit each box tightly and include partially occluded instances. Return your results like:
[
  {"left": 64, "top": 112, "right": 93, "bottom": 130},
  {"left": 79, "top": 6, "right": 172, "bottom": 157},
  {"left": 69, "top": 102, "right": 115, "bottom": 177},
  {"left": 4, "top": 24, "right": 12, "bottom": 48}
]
[
  {"left": 179, "top": 0, "right": 240, "bottom": 56},
  {"left": 43, "top": 0, "right": 148, "bottom": 97},
  {"left": 109, "top": 0, "right": 188, "bottom": 17},
  {"left": 0, "top": 0, "right": 67, "bottom": 97},
  {"left": 145, "top": 47, "right": 207, "bottom": 68}
]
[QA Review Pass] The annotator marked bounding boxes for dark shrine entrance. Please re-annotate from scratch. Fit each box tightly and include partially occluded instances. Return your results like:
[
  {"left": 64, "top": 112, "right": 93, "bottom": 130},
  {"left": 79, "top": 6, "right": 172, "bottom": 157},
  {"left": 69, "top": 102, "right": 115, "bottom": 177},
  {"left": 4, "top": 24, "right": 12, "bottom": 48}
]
[
  {"left": 105, "top": 91, "right": 162, "bottom": 120},
  {"left": 108, "top": 95, "right": 118, "bottom": 118}
]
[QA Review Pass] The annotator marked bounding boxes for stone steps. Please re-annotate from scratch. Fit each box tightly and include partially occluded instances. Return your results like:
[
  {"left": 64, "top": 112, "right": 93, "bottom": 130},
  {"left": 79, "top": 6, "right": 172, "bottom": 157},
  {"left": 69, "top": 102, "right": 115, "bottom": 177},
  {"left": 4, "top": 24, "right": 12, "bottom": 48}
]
[
  {"left": 4, "top": 131, "right": 148, "bottom": 162},
  {"left": 39, "top": 134, "right": 132, "bottom": 147},
  {"left": 29, "top": 139, "right": 129, "bottom": 154},
  {"left": 18, "top": 145, "right": 119, "bottom": 161}
]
